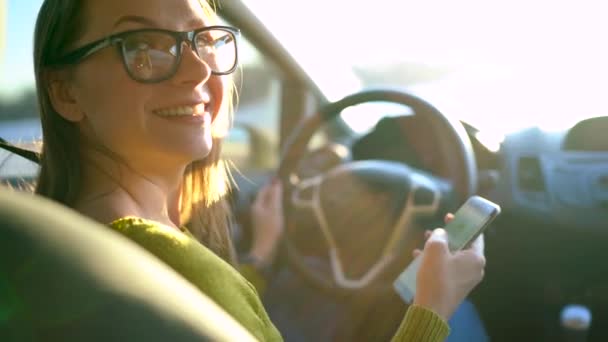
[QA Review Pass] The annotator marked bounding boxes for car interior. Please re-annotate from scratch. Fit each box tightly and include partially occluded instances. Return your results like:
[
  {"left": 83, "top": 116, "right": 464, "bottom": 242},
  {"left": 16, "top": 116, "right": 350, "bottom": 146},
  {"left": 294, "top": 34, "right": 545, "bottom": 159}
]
[
  {"left": 1, "top": 0, "right": 607, "bottom": 341},
  {"left": 0, "top": 188, "right": 256, "bottom": 342}
]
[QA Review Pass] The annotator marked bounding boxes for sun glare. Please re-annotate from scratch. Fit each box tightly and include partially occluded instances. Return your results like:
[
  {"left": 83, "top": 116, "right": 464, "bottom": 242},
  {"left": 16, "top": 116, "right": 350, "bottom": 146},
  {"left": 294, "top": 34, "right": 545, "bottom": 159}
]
[{"left": 242, "top": 0, "right": 607, "bottom": 134}]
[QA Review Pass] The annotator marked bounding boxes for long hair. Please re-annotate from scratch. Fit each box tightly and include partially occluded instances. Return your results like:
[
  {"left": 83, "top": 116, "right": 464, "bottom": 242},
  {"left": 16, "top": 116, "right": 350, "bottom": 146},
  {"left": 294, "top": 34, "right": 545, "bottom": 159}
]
[{"left": 33, "top": 0, "right": 236, "bottom": 263}]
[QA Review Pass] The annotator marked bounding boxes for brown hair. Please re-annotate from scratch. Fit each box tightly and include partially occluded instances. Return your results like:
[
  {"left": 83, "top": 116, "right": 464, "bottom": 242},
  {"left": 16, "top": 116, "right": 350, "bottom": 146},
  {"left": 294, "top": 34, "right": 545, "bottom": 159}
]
[{"left": 33, "top": 0, "right": 236, "bottom": 262}]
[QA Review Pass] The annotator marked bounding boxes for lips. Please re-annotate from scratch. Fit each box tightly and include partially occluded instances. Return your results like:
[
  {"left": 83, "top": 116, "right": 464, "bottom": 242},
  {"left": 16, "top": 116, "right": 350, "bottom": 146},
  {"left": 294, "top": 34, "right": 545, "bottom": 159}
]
[
  {"left": 153, "top": 103, "right": 206, "bottom": 117},
  {"left": 153, "top": 89, "right": 214, "bottom": 119}
]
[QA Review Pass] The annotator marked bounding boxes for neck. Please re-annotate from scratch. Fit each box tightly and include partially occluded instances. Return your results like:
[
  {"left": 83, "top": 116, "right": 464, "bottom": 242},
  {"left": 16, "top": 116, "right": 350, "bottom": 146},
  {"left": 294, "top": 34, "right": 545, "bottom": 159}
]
[{"left": 75, "top": 147, "right": 186, "bottom": 228}]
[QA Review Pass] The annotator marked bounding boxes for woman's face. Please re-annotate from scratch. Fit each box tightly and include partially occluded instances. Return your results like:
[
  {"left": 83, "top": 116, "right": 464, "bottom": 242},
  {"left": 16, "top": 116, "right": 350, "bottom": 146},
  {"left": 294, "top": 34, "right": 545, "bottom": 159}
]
[{"left": 64, "top": 0, "right": 225, "bottom": 171}]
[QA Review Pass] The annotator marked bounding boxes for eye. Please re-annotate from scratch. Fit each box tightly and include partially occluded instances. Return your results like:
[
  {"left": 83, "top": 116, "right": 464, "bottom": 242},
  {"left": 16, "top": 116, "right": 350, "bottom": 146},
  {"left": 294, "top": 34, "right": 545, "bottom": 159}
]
[
  {"left": 195, "top": 30, "right": 232, "bottom": 51},
  {"left": 136, "top": 42, "right": 150, "bottom": 51},
  {"left": 124, "top": 37, "right": 151, "bottom": 52},
  {"left": 213, "top": 34, "right": 234, "bottom": 48},
  {"left": 133, "top": 49, "right": 152, "bottom": 70}
]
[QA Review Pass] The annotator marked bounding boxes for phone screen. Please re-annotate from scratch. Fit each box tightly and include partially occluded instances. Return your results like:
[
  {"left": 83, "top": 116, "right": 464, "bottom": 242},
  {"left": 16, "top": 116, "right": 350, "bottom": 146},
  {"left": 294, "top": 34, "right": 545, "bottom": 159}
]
[
  {"left": 393, "top": 196, "right": 500, "bottom": 303},
  {"left": 444, "top": 196, "right": 500, "bottom": 251}
]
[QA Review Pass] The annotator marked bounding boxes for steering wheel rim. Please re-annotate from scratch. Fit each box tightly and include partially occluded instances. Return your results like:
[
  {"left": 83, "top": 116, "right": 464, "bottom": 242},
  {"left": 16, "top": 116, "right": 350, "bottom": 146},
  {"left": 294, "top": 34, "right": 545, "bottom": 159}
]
[{"left": 277, "top": 89, "right": 478, "bottom": 295}]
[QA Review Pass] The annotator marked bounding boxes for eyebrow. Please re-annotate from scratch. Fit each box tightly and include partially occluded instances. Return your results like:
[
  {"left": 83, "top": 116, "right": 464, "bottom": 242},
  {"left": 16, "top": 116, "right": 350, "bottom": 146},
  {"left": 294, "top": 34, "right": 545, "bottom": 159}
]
[
  {"left": 113, "top": 15, "right": 159, "bottom": 29},
  {"left": 113, "top": 15, "right": 207, "bottom": 30}
]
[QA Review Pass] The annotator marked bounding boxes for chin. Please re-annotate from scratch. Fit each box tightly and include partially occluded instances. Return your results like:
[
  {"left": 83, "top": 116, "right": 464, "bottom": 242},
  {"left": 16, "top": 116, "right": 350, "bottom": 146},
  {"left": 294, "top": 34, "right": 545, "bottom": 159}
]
[
  {"left": 191, "top": 148, "right": 213, "bottom": 162},
  {"left": 186, "top": 139, "right": 214, "bottom": 163},
  {"left": 161, "top": 131, "right": 214, "bottom": 165}
]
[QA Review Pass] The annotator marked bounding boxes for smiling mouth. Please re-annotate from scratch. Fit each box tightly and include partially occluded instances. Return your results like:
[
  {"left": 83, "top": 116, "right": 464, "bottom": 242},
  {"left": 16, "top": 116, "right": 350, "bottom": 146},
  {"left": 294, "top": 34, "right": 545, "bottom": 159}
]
[{"left": 153, "top": 104, "right": 207, "bottom": 117}]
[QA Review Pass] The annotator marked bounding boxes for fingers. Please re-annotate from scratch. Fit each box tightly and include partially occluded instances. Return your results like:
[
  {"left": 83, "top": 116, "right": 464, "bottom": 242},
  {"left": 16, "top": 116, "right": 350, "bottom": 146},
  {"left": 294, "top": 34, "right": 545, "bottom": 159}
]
[
  {"left": 254, "top": 179, "right": 282, "bottom": 209},
  {"left": 252, "top": 182, "right": 268, "bottom": 207},
  {"left": 455, "top": 234, "right": 487, "bottom": 280},
  {"left": 467, "top": 233, "right": 485, "bottom": 256},
  {"left": 413, "top": 228, "right": 437, "bottom": 258},
  {"left": 268, "top": 180, "right": 283, "bottom": 211},
  {"left": 444, "top": 213, "right": 454, "bottom": 224},
  {"left": 412, "top": 248, "right": 422, "bottom": 258},
  {"left": 454, "top": 249, "right": 486, "bottom": 283}
]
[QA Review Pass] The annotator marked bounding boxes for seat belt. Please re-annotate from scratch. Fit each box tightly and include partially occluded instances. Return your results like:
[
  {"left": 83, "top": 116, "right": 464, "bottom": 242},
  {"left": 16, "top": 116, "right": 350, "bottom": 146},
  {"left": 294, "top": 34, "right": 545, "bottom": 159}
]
[{"left": 0, "top": 137, "right": 40, "bottom": 164}]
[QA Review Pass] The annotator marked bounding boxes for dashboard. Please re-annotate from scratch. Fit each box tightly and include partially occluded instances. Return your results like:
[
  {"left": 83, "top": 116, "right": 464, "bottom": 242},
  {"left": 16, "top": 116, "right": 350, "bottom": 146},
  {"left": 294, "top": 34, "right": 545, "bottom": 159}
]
[
  {"left": 342, "top": 113, "right": 608, "bottom": 232},
  {"left": 497, "top": 116, "right": 608, "bottom": 232}
]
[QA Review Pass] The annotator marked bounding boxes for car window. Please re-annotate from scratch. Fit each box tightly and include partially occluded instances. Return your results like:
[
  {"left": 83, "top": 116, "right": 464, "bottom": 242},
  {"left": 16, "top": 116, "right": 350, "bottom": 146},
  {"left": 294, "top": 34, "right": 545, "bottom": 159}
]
[
  {"left": 0, "top": 0, "right": 41, "bottom": 184},
  {"left": 224, "top": 34, "right": 281, "bottom": 172}
]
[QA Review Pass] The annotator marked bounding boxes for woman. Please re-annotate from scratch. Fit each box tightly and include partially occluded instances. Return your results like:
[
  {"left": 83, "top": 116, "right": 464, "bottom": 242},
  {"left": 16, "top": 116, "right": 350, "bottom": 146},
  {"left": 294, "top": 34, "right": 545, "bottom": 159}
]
[{"left": 33, "top": 0, "right": 485, "bottom": 340}]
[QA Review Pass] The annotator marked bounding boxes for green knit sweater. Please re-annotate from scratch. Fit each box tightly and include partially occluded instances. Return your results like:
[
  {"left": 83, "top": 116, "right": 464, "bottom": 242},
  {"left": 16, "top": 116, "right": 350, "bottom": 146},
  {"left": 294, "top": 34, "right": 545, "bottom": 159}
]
[{"left": 109, "top": 217, "right": 449, "bottom": 341}]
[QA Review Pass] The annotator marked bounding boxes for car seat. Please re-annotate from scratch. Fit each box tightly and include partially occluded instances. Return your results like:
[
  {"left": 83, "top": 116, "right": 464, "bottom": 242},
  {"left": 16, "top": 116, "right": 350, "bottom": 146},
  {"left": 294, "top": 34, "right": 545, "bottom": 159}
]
[{"left": 0, "top": 187, "right": 256, "bottom": 341}]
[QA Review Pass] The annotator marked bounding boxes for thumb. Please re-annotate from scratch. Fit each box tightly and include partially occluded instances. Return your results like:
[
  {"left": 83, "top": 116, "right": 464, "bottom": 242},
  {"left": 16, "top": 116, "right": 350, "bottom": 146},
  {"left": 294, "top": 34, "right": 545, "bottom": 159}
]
[
  {"left": 423, "top": 228, "right": 450, "bottom": 255},
  {"left": 427, "top": 228, "right": 448, "bottom": 244}
]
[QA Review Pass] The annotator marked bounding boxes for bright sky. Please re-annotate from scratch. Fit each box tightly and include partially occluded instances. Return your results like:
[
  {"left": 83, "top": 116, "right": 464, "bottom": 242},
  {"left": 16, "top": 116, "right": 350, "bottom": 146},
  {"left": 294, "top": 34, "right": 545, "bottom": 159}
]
[
  {"left": 0, "top": 0, "right": 42, "bottom": 99},
  {"left": 243, "top": 0, "right": 608, "bottom": 133},
  {"left": 2, "top": 0, "right": 607, "bottom": 134},
  {"left": 0, "top": 0, "right": 5, "bottom": 62}
]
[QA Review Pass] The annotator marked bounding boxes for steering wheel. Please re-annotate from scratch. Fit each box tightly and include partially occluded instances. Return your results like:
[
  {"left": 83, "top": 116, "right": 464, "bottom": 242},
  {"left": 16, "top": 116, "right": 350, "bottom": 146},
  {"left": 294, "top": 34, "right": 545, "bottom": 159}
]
[{"left": 276, "top": 89, "right": 478, "bottom": 295}]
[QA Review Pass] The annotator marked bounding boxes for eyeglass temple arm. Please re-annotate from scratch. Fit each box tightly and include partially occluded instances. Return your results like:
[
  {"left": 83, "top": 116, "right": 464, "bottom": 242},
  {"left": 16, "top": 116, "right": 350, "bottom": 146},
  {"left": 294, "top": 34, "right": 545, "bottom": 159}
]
[{"left": 54, "top": 38, "right": 113, "bottom": 65}]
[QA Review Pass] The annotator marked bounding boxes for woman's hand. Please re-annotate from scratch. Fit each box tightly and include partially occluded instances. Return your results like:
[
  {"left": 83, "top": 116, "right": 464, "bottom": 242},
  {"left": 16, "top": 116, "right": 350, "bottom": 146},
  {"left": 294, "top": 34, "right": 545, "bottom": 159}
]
[
  {"left": 248, "top": 179, "right": 284, "bottom": 267},
  {"left": 412, "top": 214, "right": 486, "bottom": 321}
]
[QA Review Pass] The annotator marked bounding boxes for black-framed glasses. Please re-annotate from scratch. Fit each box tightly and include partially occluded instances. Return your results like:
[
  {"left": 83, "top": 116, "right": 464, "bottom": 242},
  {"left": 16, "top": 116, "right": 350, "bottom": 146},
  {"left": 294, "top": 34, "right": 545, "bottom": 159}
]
[{"left": 50, "top": 25, "right": 240, "bottom": 83}]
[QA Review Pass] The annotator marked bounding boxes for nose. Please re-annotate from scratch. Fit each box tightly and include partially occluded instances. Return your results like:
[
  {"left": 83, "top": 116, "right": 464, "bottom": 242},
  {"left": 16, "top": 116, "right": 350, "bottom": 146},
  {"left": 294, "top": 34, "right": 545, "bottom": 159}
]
[{"left": 172, "top": 41, "right": 212, "bottom": 86}]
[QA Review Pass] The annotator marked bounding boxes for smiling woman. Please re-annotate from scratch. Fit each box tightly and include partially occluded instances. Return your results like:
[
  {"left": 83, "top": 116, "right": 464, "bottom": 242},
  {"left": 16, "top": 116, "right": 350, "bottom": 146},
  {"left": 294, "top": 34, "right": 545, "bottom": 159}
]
[
  {"left": 30, "top": 0, "right": 283, "bottom": 340},
  {"left": 33, "top": 0, "right": 240, "bottom": 259}
]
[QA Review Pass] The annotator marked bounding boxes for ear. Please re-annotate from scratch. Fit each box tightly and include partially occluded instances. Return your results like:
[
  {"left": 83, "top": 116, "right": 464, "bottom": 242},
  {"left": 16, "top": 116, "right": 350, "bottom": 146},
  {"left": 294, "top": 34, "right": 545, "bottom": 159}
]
[{"left": 46, "top": 71, "right": 85, "bottom": 122}]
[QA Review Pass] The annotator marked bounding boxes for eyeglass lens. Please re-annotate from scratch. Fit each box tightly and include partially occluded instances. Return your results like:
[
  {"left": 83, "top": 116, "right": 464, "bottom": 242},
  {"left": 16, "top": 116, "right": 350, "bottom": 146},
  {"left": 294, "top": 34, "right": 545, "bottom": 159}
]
[{"left": 121, "top": 29, "right": 236, "bottom": 81}]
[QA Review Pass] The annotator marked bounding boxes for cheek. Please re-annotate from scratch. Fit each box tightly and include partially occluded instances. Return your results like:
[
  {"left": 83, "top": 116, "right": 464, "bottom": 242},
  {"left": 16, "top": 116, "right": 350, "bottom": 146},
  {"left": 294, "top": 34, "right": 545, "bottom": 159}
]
[
  {"left": 72, "top": 61, "right": 147, "bottom": 143},
  {"left": 209, "top": 76, "right": 231, "bottom": 138},
  {"left": 211, "top": 76, "right": 228, "bottom": 122}
]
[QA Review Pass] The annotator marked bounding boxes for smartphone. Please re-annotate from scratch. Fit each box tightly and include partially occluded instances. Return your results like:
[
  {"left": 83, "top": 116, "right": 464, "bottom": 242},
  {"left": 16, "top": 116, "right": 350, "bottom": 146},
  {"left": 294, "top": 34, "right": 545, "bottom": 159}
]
[{"left": 393, "top": 195, "right": 501, "bottom": 303}]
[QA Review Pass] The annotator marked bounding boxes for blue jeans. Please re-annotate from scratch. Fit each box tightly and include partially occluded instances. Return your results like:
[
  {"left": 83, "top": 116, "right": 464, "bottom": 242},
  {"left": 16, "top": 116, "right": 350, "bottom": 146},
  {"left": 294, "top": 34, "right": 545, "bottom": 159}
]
[{"left": 446, "top": 300, "right": 489, "bottom": 342}]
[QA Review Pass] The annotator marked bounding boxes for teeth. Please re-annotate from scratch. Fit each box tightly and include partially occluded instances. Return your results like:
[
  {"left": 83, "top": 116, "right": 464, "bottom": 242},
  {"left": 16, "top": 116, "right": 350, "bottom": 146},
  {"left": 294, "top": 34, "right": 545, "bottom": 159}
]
[{"left": 155, "top": 106, "right": 196, "bottom": 116}]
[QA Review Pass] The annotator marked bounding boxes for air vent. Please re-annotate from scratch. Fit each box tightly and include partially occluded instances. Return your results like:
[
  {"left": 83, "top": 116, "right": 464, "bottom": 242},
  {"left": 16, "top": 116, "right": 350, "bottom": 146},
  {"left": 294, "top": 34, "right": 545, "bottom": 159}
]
[{"left": 518, "top": 156, "right": 545, "bottom": 192}]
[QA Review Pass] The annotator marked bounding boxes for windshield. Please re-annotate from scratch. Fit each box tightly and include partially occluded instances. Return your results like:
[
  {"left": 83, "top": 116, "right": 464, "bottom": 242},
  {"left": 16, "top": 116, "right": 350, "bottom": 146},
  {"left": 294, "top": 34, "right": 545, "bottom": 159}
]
[
  {"left": 3, "top": 1, "right": 607, "bottom": 138},
  {"left": 242, "top": 0, "right": 608, "bottom": 136}
]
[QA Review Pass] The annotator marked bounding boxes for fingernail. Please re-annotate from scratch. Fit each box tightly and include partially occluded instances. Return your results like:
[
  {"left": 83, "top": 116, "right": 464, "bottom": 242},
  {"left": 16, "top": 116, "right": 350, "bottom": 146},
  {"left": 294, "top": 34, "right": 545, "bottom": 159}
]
[{"left": 432, "top": 228, "right": 447, "bottom": 238}]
